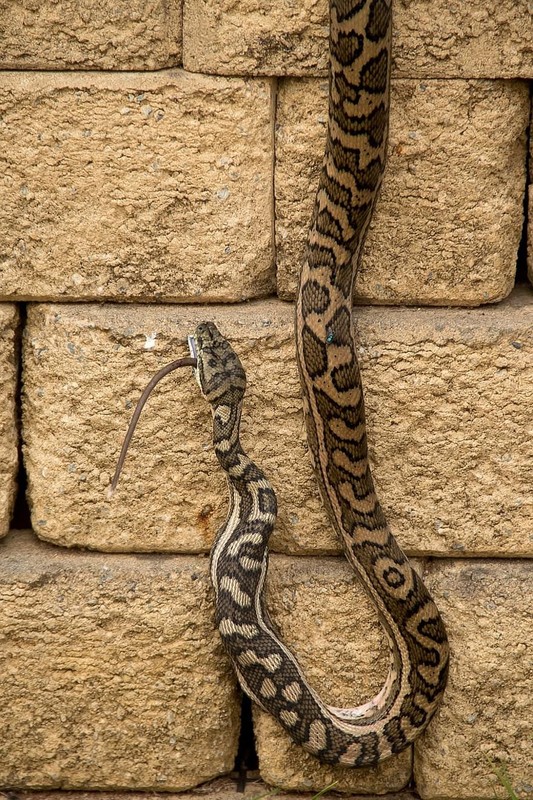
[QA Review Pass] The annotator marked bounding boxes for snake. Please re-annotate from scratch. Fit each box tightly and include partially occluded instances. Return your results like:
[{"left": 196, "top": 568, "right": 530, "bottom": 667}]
[{"left": 112, "top": 0, "right": 449, "bottom": 768}]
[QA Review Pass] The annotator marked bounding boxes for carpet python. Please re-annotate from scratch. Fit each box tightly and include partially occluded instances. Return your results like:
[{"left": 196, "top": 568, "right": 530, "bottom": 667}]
[{"left": 113, "top": 0, "right": 449, "bottom": 768}]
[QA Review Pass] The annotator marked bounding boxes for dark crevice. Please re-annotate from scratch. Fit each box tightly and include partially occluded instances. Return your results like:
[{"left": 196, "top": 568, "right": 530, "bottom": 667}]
[
  {"left": 233, "top": 694, "right": 258, "bottom": 791},
  {"left": 514, "top": 83, "right": 531, "bottom": 285},
  {"left": 10, "top": 302, "right": 31, "bottom": 531},
  {"left": 271, "top": 76, "right": 279, "bottom": 291}
]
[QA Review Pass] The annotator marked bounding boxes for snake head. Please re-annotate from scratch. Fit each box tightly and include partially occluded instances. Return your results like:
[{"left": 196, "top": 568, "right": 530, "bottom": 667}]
[{"left": 190, "top": 322, "right": 246, "bottom": 407}]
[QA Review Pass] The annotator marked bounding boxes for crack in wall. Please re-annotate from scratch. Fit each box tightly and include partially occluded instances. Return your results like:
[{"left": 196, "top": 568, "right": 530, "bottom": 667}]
[
  {"left": 233, "top": 694, "right": 259, "bottom": 791},
  {"left": 514, "top": 82, "right": 531, "bottom": 285},
  {"left": 10, "top": 302, "right": 31, "bottom": 531}
]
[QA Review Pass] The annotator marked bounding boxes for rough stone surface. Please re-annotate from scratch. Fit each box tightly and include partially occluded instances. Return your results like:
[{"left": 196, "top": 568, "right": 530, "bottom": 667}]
[
  {"left": 0, "top": 530, "right": 240, "bottom": 789},
  {"left": 23, "top": 302, "right": 297, "bottom": 552},
  {"left": 0, "top": 71, "right": 274, "bottom": 302},
  {"left": 23, "top": 292, "right": 533, "bottom": 556},
  {"left": 276, "top": 78, "right": 529, "bottom": 305},
  {"left": 254, "top": 555, "right": 412, "bottom": 792},
  {"left": 0, "top": 303, "right": 18, "bottom": 537},
  {"left": 393, "top": 1, "right": 533, "bottom": 79},
  {"left": 0, "top": 0, "right": 182, "bottom": 70},
  {"left": 414, "top": 560, "right": 533, "bottom": 800},
  {"left": 183, "top": 0, "right": 533, "bottom": 78},
  {"left": 10, "top": 781, "right": 419, "bottom": 800},
  {"left": 183, "top": 0, "right": 330, "bottom": 76}
]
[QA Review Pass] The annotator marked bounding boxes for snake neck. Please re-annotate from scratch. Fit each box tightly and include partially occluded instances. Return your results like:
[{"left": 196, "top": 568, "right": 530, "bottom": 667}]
[
  {"left": 209, "top": 398, "right": 277, "bottom": 594},
  {"left": 209, "top": 396, "right": 278, "bottom": 694},
  {"left": 210, "top": 400, "right": 271, "bottom": 507}
]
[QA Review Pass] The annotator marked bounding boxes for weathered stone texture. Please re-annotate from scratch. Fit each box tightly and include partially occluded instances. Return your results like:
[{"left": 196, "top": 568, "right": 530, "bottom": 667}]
[
  {"left": 11, "top": 781, "right": 420, "bottom": 800},
  {"left": 254, "top": 555, "right": 412, "bottom": 792},
  {"left": 276, "top": 78, "right": 529, "bottom": 305},
  {"left": 23, "top": 303, "right": 296, "bottom": 552},
  {"left": 23, "top": 293, "right": 532, "bottom": 556},
  {"left": 0, "top": 303, "right": 18, "bottom": 537},
  {"left": 0, "top": 0, "right": 182, "bottom": 70},
  {"left": 414, "top": 560, "right": 533, "bottom": 800},
  {"left": 393, "top": 0, "right": 533, "bottom": 79},
  {"left": 0, "top": 71, "right": 274, "bottom": 302},
  {"left": 255, "top": 558, "right": 533, "bottom": 798},
  {"left": 183, "top": 0, "right": 330, "bottom": 76},
  {"left": 0, "top": 530, "right": 240, "bottom": 789},
  {"left": 183, "top": 0, "right": 533, "bottom": 78}
]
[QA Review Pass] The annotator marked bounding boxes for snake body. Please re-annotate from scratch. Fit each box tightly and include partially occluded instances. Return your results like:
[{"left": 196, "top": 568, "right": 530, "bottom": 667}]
[
  {"left": 115, "top": 0, "right": 449, "bottom": 768},
  {"left": 193, "top": 0, "right": 449, "bottom": 767}
]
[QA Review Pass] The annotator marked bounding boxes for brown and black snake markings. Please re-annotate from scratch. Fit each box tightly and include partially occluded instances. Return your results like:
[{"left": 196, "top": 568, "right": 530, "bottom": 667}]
[{"left": 113, "top": 0, "right": 449, "bottom": 768}]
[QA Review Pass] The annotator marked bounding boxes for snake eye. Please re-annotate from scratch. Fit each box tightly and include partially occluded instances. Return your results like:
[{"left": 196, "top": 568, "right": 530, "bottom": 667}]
[{"left": 326, "top": 330, "right": 335, "bottom": 344}]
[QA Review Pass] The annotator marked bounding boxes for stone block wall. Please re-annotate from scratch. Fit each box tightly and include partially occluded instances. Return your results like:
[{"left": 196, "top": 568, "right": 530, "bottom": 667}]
[{"left": 0, "top": 2, "right": 531, "bottom": 799}]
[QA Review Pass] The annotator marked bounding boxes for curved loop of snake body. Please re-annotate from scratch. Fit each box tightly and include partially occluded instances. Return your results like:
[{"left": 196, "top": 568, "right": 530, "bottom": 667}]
[
  {"left": 206, "top": 0, "right": 448, "bottom": 766},
  {"left": 114, "top": 0, "right": 449, "bottom": 768}
]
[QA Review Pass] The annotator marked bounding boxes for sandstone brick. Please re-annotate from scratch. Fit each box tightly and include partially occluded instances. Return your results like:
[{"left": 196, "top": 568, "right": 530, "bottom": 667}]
[
  {"left": 0, "top": 71, "right": 274, "bottom": 302},
  {"left": 253, "top": 555, "right": 412, "bottom": 792},
  {"left": 414, "top": 560, "right": 533, "bottom": 799},
  {"left": 0, "top": 530, "right": 240, "bottom": 789},
  {"left": 183, "top": 0, "right": 329, "bottom": 76},
  {"left": 0, "top": 0, "right": 182, "bottom": 70},
  {"left": 393, "top": 1, "right": 533, "bottom": 80},
  {"left": 276, "top": 78, "right": 529, "bottom": 306},
  {"left": 23, "top": 292, "right": 532, "bottom": 556},
  {"left": 11, "top": 780, "right": 419, "bottom": 800},
  {"left": 183, "top": 0, "right": 533, "bottom": 78},
  {"left": 23, "top": 302, "right": 293, "bottom": 552},
  {"left": 0, "top": 303, "right": 18, "bottom": 537}
]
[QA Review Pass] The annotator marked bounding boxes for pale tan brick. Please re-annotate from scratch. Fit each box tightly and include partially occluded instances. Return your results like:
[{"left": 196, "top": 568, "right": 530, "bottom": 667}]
[
  {"left": 255, "top": 558, "right": 533, "bottom": 796},
  {"left": 23, "top": 292, "right": 532, "bottom": 556},
  {"left": 276, "top": 78, "right": 529, "bottom": 305},
  {"left": 393, "top": 1, "right": 533, "bottom": 79},
  {"left": 0, "top": 0, "right": 182, "bottom": 70},
  {"left": 183, "top": 0, "right": 330, "bottom": 76},
  {"left": 12, "top": 780, "right": 419, "bottom": 800},
  {"left": 414, "top": 560, "right": 533, "bottom": 799},
  {"left": 0, "top": 530, "right": 240, "bottom": 789},
  {"left": 0, "top": 303, "right": 18, "bottom": 537},
  {"left": 0, "top": 71, "right": 274, "bottom": 302},
  {"left": 23, "top": 302, "right": 292, "bottom": 552},
  {"left": 254, "top": 555, "right": 412, "bottom": 791},
  {"left": 183, "top": 0, "right": 533, "bottom": 78}
]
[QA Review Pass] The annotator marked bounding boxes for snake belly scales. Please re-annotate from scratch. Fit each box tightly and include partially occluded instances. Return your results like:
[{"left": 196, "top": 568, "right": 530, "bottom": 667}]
[{"left": 114, "top": 0, "right": 449, "bottom": 769}]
